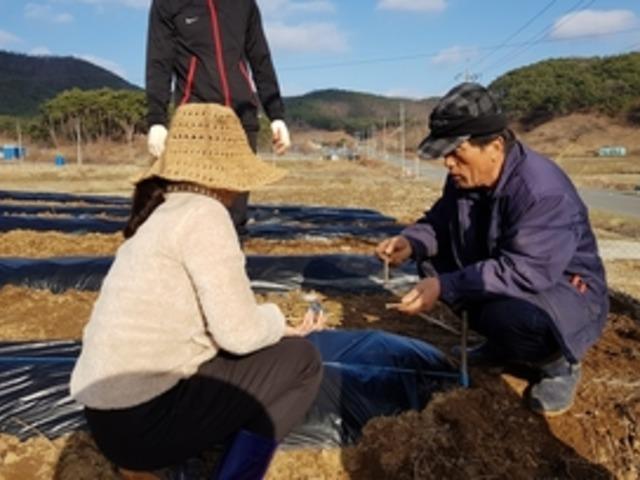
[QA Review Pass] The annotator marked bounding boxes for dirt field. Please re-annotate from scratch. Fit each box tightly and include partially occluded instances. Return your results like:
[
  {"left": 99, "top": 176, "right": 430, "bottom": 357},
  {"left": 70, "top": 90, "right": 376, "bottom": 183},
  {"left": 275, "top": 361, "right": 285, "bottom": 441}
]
[{"left": 1, "top": 150, "right": 639, "bottom": 479}]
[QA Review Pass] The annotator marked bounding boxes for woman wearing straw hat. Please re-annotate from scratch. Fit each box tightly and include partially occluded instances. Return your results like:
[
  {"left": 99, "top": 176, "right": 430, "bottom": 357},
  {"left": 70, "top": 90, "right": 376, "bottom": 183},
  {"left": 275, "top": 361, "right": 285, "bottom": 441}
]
[{"left": 70, "top": 103, "right": 324, "bottom": 479}]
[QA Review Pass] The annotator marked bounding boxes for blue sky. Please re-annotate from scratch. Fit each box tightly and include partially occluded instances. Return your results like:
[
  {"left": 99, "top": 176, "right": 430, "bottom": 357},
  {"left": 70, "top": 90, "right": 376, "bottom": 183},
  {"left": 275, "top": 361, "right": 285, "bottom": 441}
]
[{"left": 1, "top": 0, "right": 639, "bottom": 98}]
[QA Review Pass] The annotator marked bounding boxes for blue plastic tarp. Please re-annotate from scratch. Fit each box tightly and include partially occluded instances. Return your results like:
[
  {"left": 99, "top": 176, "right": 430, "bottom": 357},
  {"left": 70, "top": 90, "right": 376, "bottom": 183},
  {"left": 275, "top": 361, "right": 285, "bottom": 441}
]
[
  {"left": 0, "top": 255, "right": 418, "bottom": 294},
  {"left": 0, "top": 330, "right": 457, "bottom": 446},
  {"left": 0, "top": 215, "right": 402, "bottom": 238},
  {"left": 0, "top": 190, "right": 130, "bottom": 205},
  {"left": 0, "top": 190, "right": 403, "bottom": 238},
  {"left": 0, "top": 204, "right": 131, "bottom": 217}
]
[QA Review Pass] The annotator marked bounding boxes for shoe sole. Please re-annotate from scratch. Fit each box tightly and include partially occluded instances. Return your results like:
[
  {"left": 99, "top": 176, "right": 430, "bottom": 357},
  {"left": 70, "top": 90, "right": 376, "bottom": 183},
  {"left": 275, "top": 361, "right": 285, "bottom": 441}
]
[{"left": 535, "top": 405, "right": 572, "bottom": 417}]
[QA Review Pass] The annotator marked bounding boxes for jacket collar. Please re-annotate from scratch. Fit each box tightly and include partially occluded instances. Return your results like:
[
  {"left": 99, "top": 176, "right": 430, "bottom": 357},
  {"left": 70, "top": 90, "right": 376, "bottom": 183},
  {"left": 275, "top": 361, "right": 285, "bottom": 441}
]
[{"left": 491, "top": 140, "right": 524, "bottom": 198}]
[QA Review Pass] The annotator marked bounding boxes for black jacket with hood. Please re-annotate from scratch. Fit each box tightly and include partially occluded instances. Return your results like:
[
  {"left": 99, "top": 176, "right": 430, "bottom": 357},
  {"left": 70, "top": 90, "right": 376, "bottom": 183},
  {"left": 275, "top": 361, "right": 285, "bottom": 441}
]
[{"left": 146, "top": 0, "right": 284, "bottom": 131}]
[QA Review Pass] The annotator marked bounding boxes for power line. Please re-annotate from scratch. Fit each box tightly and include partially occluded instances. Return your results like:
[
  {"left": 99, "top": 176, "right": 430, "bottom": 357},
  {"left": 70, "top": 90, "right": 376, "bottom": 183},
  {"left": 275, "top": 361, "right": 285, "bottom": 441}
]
[
  {"left": 479, "top": 0, "right": 597, "bottom": 76},
  {"left": 623, "top": 40, "right": 640, "bottom": 52},
  {"left": 279, "top": 24, "right": 640, "bottom": 73},
  {"left": 466, "top": 0, "right": 558, "bottom": 74}
]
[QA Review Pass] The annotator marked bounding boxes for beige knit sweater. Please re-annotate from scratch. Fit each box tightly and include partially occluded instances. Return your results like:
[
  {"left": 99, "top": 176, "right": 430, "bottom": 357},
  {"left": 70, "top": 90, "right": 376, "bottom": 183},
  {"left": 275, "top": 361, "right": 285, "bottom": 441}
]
[{"left": 70, "top": 192, "right": 285, "bottom": 409}]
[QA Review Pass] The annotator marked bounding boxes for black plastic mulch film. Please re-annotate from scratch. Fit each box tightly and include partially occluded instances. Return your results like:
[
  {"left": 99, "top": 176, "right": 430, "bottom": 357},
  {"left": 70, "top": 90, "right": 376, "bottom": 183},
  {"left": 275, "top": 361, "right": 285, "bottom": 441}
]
[
  {"left": 0, "top": 189, "right": 402, "bottom": 238},
  {"left": 0, "top": 190, "right": 457, "bottom": 447}
]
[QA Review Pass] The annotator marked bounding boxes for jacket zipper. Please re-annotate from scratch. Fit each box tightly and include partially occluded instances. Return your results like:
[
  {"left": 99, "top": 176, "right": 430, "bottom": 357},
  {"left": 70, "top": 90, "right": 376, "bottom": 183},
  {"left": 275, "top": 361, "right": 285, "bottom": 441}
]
[
  {"left": 206, "top": 0, "right": 232, "bottom": 107},
  {"left": 180, "top": 56, "right": 198, "bottom": 105},
  {"left": 238, "top": 61, "right": 258, "bottom": 106}
]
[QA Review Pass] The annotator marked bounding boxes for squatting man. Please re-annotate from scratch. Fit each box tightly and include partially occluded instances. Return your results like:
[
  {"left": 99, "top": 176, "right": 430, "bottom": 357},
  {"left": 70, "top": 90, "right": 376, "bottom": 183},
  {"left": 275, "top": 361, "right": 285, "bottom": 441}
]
[{"left": 376, "top": 82, "right": 609, "bottom": 416}]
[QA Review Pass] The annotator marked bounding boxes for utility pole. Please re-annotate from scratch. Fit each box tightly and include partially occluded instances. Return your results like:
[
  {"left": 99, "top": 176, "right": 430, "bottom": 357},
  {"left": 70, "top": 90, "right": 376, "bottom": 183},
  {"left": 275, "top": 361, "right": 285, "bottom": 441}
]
[
  {"left": 456, "top": 67, "right": 480, "bottom": 83},
  {"left": 370, "top": 124, "right": 377, "bottom": 158},
  {"left": 75, "top": 118, "right": 83, "bottom": 166},
  {"left": 400, "top": 103, "right": 405, "bottom": 175},
  {"left": 382, "top": 117, "right": 387, "bottom": 160},
  {"left": 16, "top": 121, "right": 23, "bottom": 160}
]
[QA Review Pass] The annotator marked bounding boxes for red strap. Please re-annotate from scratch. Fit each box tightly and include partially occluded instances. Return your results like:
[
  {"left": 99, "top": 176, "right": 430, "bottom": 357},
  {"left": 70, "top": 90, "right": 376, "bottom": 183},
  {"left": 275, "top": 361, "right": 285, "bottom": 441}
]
[
  {"left": 207, "top": 0, "right": 232, "bottom": 107},
  {"left": 180, "top": 56, "right": 198, "bottom": 105}
]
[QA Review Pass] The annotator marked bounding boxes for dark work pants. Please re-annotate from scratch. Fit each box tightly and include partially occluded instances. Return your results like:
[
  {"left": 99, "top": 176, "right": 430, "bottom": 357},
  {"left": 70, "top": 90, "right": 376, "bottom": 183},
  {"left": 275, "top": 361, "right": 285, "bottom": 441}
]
[
  {"left": 468, "top": 297, "right": 562, "bottom": 364},
  {"left": 418, "top": 261, "right": 562, "bottom": 365},
  {"left": 84, "top": 337, "right": 322, "bottom": 471},
  {"left": 228, "top": 129, "right": 258, "bottom": 237}
]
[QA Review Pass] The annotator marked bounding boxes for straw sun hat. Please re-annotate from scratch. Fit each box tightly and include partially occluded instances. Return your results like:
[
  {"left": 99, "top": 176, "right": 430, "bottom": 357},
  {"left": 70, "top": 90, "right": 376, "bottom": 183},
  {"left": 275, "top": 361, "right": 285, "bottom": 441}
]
[{"left": 139, "top": 103, "right": 287, "bottom": 191}]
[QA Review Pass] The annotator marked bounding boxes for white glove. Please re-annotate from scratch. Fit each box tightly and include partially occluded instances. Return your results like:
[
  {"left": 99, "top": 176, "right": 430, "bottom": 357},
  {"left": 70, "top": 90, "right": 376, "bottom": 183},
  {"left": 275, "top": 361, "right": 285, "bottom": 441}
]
[
  {"left": 270, "top": 119, "right": 291, "bottom": 155},
  {"left": 147, "top": 124, "right": 168, "bottom": 157}
]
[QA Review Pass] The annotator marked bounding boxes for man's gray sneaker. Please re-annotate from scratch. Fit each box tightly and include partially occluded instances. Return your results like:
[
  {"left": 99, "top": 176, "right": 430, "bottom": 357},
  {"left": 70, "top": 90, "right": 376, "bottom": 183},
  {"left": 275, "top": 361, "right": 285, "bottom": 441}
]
[{"left": 528, "top": 356, "right": 581, "bottom": 416}]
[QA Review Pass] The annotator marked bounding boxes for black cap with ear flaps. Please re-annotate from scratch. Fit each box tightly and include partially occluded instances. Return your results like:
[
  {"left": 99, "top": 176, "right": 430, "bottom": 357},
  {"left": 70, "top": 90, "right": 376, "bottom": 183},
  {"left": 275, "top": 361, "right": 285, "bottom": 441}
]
[{"left": 418, "top": 82, "right": 507, "bottom": 159}]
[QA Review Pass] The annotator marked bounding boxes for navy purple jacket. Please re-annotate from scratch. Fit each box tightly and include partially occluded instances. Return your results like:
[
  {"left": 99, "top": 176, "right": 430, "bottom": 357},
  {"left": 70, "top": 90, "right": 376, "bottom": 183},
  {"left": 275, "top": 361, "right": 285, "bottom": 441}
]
[{"left": 402, "top": 141, "right": 608, "bottom": 361}]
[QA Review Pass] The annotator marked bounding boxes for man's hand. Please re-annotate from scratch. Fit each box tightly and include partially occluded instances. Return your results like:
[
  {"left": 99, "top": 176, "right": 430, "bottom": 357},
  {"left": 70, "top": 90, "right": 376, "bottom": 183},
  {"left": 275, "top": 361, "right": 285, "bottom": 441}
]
[
  {"left": 271, "top": 119, "right": 291, "bottom": 155},
  {"left": 394, "top": 276, "right": 441, "bottom": 315},
  {"left": 375, "top": 235, "right": 412, "bottom": 266},
  {"left": 148, "top": 124, "right": 168, "bottom": 157}
]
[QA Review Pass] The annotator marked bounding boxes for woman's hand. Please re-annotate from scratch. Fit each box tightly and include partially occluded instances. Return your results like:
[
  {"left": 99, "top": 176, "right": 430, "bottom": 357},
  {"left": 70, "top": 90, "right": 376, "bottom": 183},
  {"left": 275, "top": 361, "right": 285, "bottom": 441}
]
[{"left": 284, "top": 309, "right": 327, "bottom": 337}]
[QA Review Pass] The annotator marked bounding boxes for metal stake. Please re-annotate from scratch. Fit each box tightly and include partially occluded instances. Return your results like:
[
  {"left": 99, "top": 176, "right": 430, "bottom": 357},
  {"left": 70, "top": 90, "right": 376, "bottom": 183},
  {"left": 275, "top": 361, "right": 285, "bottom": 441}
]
[{"left": 460, "top": 310, "right": 469, "bottom": 388}]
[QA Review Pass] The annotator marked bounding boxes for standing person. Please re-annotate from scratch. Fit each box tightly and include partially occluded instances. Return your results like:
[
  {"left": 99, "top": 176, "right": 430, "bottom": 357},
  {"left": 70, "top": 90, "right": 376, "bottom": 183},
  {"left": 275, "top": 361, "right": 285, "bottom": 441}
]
[
  {"left": 70, "top": 104, "right": 323, "bottom": 479},
  {"left": 376, "top": 83, "right": 609, "bottom": 416},
  {"left": 145, "top": 0, "right": 291, "bottom": 234}
]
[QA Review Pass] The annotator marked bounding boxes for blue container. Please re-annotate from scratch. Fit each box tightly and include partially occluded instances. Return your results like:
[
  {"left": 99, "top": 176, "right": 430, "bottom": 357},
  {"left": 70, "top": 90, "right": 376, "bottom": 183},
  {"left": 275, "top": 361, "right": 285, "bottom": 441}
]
[
  {"left": 54, "top": 154, "right": 66, "bottom": 167},
  {"left": 3, "top": 145, "right": 15, "bottom": 160}
]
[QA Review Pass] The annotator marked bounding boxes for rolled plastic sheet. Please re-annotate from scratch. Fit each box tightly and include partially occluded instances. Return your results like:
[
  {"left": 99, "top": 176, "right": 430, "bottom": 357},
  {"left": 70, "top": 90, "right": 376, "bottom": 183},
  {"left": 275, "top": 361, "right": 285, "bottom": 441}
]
[
  {"left": 0, "top": 255, "right": 418, "bottom": 294},
  {"left": 0, "top": 203, "right": 393, "bottom": 225},
  {"left": 0, "top": 216, "right": 403, "bottom": 238},
  {"left": 0, "top": 189, "right": 394, "bottom": 224},
  {"left": 0, "top": 330, "right": 457, "bottom": 446},
  {"left": 0, "top": 190, "right": 403, "bottom": 238},
  {"left": 249, "top": 205, "right": 396, "bottom": 225},
  {"left": 0, "top": 190, "right": 130, "bottom": 205},
  {"left": 0, "top": 216, "right": 126, "bottom": 234},
  {"left": 0, "top": 256, "right": 113, "bottom": 292},
  {"left": 0, "top": 204, "right": 131, "bottom": 217}
]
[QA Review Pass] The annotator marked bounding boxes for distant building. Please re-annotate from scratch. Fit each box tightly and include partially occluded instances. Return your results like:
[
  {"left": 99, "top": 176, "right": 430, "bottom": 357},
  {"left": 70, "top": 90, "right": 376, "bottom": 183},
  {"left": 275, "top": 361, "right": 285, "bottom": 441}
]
[
  {"left": 2, "top": 144, "right": 26, "bottom": 160},
  {"left": 323, "top": 146, "right": 360, "bottom": 161},
  {"left": 598, "top": 146, "right": 627, "bottom": 157}
]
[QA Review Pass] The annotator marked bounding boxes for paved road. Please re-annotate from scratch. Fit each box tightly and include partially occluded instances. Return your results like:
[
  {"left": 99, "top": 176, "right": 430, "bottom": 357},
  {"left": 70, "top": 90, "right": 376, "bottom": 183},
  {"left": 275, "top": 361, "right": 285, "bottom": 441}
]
[{"left": 382, "top": 154, "right": 640, "bottom": 220}]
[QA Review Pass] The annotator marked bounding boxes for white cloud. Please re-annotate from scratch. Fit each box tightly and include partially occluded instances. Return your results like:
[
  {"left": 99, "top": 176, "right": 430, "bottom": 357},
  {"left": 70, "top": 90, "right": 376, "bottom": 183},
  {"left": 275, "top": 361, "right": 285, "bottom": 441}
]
[
  {"left": 266, "top": 22, "right": 348, "bottom": 53},
  {"left": 0, "top": 30, "right": 21, "bottom": 47},
  {"left": 77, "top": 54, "right": 127, "bottom": 79},
  {"left": 30, "top": 46, "right": 53, "bottom": 55},
  {"left": 70, "top": 0, "right": 150, "bottom": 8},
  {"left": 551, "top": 9, "right": 637, "bottom": 39},
  {"left": 384, "top": 88, "right": 426, "bottom": 99},
  {"left": 25, "top": 3, "right": 74, "bottom": 23},
  {"left": 259, "top": 0, "right": 335, "bottom": 18},
  {"left": 377, "top": 0, "right": 446, "bottom": 13},
  {"left": 432, "top": 45, "right": 478, "bottom": 65}
]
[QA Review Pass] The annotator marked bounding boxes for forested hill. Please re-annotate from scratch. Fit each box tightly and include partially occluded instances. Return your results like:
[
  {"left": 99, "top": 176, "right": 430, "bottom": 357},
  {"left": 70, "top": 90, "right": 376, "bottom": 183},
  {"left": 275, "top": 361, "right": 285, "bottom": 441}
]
[
  {"left": 284, "top": 89, "right": 437, "bottom": 134},
  {"left": 490, "top": 52, "right": 640, "bottom": 128},
  {"left": 3, "top": 50, "right": 639, "bottom": 132},
  {"left": 0, "top": 50, "right": 139, "bottom": 116}
]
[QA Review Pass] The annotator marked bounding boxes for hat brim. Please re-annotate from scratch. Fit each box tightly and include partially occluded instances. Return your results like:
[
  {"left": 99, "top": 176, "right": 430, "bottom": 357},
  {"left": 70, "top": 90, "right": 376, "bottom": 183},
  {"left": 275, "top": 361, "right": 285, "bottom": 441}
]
[
  {"left": 134, "top": 155, "right": 287, "bottom": 192},
  {"left": 417, "top": 134, "right": 468, "bottom": 159}
]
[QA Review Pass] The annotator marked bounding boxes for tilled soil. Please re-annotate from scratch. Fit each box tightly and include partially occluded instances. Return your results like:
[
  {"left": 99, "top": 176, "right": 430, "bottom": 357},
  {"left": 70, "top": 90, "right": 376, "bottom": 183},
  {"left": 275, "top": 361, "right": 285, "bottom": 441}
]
[
  {"left": 1, "top": 158, "right": 639, "bottom": 479},
  {"left": 0, "top": 285, "right": 638, "bottom": 479}
]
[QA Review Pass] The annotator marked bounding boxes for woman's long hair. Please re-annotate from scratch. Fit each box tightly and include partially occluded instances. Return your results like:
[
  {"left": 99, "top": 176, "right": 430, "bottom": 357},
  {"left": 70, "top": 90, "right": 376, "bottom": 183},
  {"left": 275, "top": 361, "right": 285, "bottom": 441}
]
[{"left": 123, "top": 177, "right": 169, "bottom": 238}]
